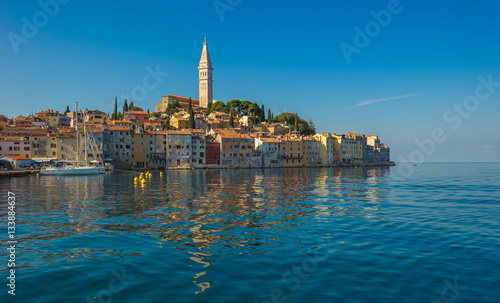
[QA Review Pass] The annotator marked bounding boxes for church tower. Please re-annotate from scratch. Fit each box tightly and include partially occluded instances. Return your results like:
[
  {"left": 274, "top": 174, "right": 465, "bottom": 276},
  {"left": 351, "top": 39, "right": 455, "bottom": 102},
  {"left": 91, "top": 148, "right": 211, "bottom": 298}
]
[{"left": 198, "top": 37, "right": 213, "bottom": 109}]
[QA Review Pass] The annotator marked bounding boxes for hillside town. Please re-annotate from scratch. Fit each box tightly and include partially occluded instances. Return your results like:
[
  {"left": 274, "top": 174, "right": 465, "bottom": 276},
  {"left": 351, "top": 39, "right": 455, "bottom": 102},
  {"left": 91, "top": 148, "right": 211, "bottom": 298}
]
[{"left": 0, "top": 38, "right": 391, "bottom": 170}]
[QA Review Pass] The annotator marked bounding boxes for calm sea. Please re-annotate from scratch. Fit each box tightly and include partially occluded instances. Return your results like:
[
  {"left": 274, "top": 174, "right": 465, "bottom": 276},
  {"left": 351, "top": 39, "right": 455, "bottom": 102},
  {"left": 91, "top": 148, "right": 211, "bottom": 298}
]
[{"left": 1, "top": 163, "right": 499, "bottom": 303}]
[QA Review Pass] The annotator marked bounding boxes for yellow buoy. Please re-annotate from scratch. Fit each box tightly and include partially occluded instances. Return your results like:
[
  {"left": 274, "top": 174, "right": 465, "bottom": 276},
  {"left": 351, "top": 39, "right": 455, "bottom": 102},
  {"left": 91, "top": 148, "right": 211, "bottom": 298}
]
[
  {"left": 134, "top": 177, "right": 139, "bottom": 183},
  {"left": 141, "top": 178, "right": 147, "bottom": 184}
]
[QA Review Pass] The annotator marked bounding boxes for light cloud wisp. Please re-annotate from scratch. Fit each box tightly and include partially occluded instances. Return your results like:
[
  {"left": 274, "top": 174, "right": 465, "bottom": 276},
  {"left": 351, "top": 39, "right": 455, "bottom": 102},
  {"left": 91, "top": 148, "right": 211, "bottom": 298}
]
[{"left": 351, "top": 92, "right": 427, "bottom": 108}]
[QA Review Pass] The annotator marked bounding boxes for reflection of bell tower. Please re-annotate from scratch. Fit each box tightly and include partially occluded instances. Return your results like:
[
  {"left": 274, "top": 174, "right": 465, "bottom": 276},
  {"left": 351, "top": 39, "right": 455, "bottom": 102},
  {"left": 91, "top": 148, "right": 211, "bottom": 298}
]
[{"left": 198, "top": 37, "right": 213, "bottom": 109}]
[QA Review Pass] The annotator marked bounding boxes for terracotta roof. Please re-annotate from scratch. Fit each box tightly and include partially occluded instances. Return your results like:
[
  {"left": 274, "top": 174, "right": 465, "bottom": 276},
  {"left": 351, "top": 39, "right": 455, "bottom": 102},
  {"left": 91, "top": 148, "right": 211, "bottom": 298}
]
[
  {"left": 1, "top": 155, "right": 32, "bottom": 160},
  {"left": 106, "top": 126, "right": 131, "bottom": 131},
  {"left": 259, "top": 137, "right": 280, "bottom": 143},
  {"left": 125, "top": 111, "right": 149, "bottom": 115},
  {"left": 218, "top": 133, "right": 251, "bottom": 139},
  {"left": 163, "top": 94, "right": 200, "bottom": 102},
  {"left": 165, "top": 130, "right": 192, "bottom": 135}
]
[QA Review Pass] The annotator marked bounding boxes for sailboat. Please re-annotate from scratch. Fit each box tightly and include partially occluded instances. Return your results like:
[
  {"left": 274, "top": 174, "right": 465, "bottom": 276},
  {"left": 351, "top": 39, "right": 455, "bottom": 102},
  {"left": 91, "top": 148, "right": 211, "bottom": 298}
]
[{"left": 40, "top": 102, "right": 101, "bottom": 175}]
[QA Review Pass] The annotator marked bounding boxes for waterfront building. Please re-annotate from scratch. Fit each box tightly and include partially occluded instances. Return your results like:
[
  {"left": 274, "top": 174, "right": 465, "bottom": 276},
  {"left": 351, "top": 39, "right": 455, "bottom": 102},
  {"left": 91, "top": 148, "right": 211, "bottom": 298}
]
[
  {"left": 304, "top": 137, "right": 320, "bottom": 165},
  {"left": 85, "top": 127, "right": 104, "bottom": 165},
  {"left": 313, "top": 132, "right": 334, "bottom": 165},
  {"left": 191, "top": 134, "right": 206, "bottom": 168},
  {"left": 216, "top": 133, "right": 252, "bottom": 167},
  {"left": 149, "top": 131, "right": 166, "bottom": 169},
  {"left": 251, "top": 149, "right": 263, "bottom": 167},
  {"left": 367, "top": 135, "right": 391, "bottom": 163},
  {"left": 280, "top": 137, "right": 302, "bottom": 167},
  {"left": 199, "top": 37, "right": 213, "bottom": 109},
  {"left": 166, "top": 130, "right": 192, "bottom": 168},
  {"left": 332, "top": 133, "right": 363, "bottom": 164},
  {"left": 0, "top": 136, "right": 31, "bottom": 158},
  {"left": 56, "top": 133, "right": 77, "bottom": 162},
  {"left": 205, "top": 140, "right": 220, "bottom": 166},
  {"left": 30, "top": 134, "right": 58, "bottom": 161},
  {"left": 254, "top": 137, "right": 281, "bottom": 167},
  {"left": 103, "top": 126, "right": 131, "bottom": 169},
  {"left": 131, "top": 130, "right": 151, "bottom": 169}
]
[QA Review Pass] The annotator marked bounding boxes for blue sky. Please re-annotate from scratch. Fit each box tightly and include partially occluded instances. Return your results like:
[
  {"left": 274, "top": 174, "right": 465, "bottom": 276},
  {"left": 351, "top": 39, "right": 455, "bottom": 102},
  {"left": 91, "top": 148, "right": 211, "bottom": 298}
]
[{"left": 1, "top": 0, "right": 499, "bottom": 162}]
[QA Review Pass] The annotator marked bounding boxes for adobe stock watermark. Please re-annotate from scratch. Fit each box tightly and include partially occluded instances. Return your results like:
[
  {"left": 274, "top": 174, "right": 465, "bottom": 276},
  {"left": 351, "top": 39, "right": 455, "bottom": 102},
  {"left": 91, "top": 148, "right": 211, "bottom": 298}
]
[
  {"left": 120, "top": 65, "right": 169, "bottom": 103},
  {"left": 430, "top": 277, "right": 467, "bottom": 303},
  {"left": 254, "top": 237, "right": 339, "bottom": 303},
  {"left": 340, "top": 0, "right": 409, "bottom": 63},
  {"left": 7, "top": 0, "right": 71, "bottom": 54},
  {"left": 398, "top": 74, "right": 500, "bottom": 177},
  {"left": 213, "top": 0, "right": 243, "bottom": 21},
  {"left": 86, "top": 266, "right": 135, "bottom": 303}
]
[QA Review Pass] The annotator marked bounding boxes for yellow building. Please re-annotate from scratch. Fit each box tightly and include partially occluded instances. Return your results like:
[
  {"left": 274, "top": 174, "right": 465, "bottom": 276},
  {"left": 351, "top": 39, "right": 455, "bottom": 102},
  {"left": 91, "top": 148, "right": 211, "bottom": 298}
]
[
  {"left": 280, "top": 138, "right": 303, "bottom": 167},
  {"left": 332, "top": 132, "right": 363, "bottom": 164},
  {"left": 313, "top": 132, "right": 334, "bottom": 165},
  {"left": 131, "top": 131, "right": 151, "bottom": 169}
]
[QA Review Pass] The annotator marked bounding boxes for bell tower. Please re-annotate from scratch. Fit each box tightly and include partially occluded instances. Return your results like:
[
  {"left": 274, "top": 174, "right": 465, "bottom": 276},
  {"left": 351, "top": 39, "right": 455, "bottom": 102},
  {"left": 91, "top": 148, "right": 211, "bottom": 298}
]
[{"left": 198, "top": 37, "right": 213, "bottom": 108}]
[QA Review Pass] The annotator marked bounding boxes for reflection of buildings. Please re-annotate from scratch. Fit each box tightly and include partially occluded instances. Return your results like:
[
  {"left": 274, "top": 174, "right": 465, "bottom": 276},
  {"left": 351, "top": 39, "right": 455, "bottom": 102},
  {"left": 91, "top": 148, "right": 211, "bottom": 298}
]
[{"left": 145, "top": 167, "right": 391, "bottom": 294}]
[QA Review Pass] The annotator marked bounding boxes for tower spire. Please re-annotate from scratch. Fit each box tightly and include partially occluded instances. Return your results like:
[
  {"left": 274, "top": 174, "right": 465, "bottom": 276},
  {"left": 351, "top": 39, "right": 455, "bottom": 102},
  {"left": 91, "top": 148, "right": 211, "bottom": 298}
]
[{"left": 199, "top": 37, "right": 213, "bottom": 109}]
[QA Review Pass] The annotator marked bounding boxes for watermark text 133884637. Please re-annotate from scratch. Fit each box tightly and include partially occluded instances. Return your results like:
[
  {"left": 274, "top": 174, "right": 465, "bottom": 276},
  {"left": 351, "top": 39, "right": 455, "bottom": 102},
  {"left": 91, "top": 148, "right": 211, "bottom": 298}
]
[{"left": 7, "top": 191, "right": 17, "bottom": 296}]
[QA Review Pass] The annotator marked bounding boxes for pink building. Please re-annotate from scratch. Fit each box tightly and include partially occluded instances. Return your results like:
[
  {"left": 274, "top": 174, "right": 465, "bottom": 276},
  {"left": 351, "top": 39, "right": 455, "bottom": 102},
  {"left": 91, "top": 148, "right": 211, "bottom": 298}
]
[{"left": 0, "top": 137, "right": 32, "bottom": 158}]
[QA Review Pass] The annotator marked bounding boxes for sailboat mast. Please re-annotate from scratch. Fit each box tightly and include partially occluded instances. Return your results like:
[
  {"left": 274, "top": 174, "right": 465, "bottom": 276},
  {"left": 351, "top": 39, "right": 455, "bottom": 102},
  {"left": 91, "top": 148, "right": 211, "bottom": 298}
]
[
  {"left": 83, "top": 108, "right": 88, "bottom": 165},
  {"left": 75, "top": 102, "right": 79, "bottom": 166}
]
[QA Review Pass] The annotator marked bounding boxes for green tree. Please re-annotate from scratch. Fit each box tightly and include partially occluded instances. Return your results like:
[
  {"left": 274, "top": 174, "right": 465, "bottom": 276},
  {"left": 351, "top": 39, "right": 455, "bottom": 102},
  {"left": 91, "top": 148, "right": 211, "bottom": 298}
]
[
  {"left": 229, "top": 113, "right": 234, "bottom": 128},
  {"left": 123, "top": 99, "right": 128, "bottom": 113},
  {"left": 165, "top": 100, "right": 181, "bottom": 116},
  {"left": 261, "top": 105, "right": 265, "bottom": 121},
  {"left": 307, "top": 119, "right": 316, "bottom": 135},
  {"left": 112, "top": 97, "right": 118, "bottom": 120},
  {"left": 129, "top": 101, "right": 134, "bottom": 109},
  {"left": 64, "top": 105, "right": 70, "bottom": 116},
  {"left": 227, "top": 99, "right": 241, "bottom": 115},
  {"left": 188, "top": 97, "right": 192, "bottom": 113},
  {"left": 211, "top": 101, "right": 228, "bottom": 113},
  {"left": 205, "top": 102, "right": 213, "bottom": 116},
  {"left": 147, "top": 108, "right": 150, "bottom": 114},
  {"left": 162, "top": 117, "right": 173, "bottom": 130},
  {"left": 188, "top": 109, "right": 195, "bottom": 129},
  {"left": 267, "top": 109, "right": 271, "bottom": 123},
  {"left": 274, "top": 112, "right": 314, "bottom": 135}
]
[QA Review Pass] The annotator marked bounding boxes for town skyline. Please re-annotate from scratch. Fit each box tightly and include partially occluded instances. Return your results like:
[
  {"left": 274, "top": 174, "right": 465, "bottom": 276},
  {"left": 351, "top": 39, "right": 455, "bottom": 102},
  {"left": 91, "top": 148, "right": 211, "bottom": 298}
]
[{"left": 1, "top": 1, "right": 499, "bottom": 162}]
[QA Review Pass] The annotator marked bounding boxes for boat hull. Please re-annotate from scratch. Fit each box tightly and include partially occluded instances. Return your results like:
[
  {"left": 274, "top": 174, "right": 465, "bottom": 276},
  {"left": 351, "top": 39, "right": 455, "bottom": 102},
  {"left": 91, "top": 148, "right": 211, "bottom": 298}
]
[{"left": 39, "top": 167, "right": 100, "bottom": 175}]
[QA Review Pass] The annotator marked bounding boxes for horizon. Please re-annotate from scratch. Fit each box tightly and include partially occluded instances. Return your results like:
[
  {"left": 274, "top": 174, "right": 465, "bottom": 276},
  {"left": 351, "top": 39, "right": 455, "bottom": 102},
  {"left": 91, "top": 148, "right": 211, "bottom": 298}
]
[{"left": 1, "top": 0, "right": 499, "bottom": 162}]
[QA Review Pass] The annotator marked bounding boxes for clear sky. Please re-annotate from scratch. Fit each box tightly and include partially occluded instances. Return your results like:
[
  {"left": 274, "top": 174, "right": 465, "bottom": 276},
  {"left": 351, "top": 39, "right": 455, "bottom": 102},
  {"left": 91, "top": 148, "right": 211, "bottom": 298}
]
[{"left": 1, "top": 0, "right": 499, "bottom": 162}]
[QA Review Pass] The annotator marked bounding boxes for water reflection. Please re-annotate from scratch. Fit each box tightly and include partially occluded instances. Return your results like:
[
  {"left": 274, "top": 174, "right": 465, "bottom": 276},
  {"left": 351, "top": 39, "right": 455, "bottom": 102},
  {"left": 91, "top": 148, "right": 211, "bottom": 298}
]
[{"left": 1, "top": 166, "right": 392, "bottom": 295}]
